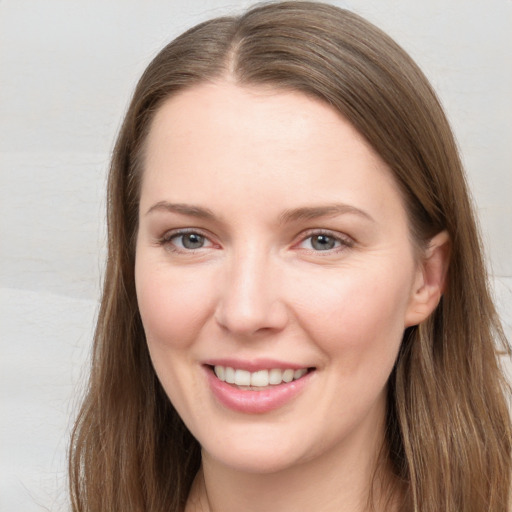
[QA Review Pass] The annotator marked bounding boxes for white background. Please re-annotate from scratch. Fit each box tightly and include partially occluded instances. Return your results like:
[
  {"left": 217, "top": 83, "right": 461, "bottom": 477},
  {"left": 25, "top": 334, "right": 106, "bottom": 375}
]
[{"left": 1, "top": 1, "right": 511, "bottom": 510}]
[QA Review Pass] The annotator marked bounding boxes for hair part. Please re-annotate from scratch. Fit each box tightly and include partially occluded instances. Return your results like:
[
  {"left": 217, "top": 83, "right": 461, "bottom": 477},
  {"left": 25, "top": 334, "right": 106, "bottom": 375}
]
[{"left": 69, "top": 2, "right": 511, "bottom": 511}]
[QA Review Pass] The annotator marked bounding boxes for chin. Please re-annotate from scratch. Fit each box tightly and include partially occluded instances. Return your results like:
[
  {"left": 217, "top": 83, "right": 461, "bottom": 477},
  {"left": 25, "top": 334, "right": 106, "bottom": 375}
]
[
  {"left": 203, "top": 445, "right": 306, "bottom": 475},
  {"left": 197, "top": 424, "right": 329, "bottom": 476}
]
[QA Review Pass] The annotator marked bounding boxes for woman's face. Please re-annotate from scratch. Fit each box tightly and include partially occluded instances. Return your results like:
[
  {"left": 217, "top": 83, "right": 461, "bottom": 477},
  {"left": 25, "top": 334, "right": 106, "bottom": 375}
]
[{"left": 135, "top": 82, "right": 426, "bottom": 474}]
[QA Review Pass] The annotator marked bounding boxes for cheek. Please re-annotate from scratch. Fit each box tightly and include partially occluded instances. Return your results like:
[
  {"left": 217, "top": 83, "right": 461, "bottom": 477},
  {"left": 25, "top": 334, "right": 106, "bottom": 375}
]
[
  {"left": 291, "top": 262, "right": 413, "bottom": 364},
  {"left": 135, "top": 263, "right": 214, "bottom": 350}
]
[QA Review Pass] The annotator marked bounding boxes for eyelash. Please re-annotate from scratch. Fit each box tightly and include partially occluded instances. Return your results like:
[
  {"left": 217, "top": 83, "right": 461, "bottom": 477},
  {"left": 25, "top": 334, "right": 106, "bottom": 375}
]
[
  {"left": 295, "top": 229, "right": 354, "bottom": 253},
  {"left": 157, "top": 229, "right": 214, "bottom": 253},
  {"left": 157, "top": 228, "right": 354, "bottom": 254}
]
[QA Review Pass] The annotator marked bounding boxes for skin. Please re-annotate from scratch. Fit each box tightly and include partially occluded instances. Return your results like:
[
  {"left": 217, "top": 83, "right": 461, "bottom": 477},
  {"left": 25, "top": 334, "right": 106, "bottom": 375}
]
[{"left": 135, "top": 82, "right": 448, "bottom": 512}]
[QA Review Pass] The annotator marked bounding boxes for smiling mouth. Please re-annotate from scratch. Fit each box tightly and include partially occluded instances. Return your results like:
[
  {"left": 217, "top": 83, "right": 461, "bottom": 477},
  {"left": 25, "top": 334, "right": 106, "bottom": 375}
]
[{"left": 210, "top": 365, "right": 313, "bottom": 390}]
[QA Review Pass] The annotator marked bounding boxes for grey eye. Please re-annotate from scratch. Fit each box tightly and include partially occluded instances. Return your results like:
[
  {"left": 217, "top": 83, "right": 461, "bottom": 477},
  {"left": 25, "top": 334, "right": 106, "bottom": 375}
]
[
  {"left": 179, "top": 233, "right": 205, "bottom": 249},
  {"left": 310, "top": 234, "right": 337, "bottom": 251}
]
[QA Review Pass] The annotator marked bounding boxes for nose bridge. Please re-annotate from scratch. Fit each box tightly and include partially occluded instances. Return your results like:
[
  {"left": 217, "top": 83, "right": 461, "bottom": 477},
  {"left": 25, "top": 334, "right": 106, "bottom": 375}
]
[{"left": 215, "top": 242, "right": 287, "bottom": 335}]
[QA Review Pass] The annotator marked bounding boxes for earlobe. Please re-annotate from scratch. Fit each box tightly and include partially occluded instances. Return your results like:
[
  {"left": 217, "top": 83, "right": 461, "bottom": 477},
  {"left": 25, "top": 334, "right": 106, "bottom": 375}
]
[{"left": 405, "top": 230, "right": 451, "bottom": 327}]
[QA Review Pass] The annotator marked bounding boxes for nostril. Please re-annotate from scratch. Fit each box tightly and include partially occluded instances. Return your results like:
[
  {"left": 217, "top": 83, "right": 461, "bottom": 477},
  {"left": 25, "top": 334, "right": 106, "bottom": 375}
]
[{"left": 214, "top": 299, "right": 289, "bottom": 336}]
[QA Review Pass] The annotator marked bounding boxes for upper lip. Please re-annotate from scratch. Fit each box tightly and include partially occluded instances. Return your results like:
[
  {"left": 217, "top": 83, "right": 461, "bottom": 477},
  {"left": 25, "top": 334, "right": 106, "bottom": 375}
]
[{"left": 202, "top": 358, "right": 313, "bottom": 372}]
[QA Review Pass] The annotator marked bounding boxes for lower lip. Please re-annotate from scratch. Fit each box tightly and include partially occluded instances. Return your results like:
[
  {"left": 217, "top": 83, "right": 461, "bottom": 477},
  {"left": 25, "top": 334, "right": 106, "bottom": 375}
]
[{"left": 205, "top": 367, "right": 313, "bottom": 414}]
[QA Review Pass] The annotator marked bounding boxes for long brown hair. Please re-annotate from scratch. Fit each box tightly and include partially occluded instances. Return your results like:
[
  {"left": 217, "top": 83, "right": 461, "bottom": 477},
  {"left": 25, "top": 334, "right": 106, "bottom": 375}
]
[{"left": 69, "top": 2, "right": 512, "bottom": 511}]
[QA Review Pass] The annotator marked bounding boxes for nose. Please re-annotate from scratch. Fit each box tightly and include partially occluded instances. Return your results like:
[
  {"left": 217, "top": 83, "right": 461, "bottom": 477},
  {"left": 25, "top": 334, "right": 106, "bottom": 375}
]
[{"left": 214, "top": 249, "right": 289, "bottom": 337}]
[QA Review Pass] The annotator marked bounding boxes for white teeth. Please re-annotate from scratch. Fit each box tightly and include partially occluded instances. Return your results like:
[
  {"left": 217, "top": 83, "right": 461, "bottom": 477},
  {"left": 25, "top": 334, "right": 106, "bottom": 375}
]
[
  {"left": 251, "top": 370, "right": 269, "bottom": 387},
  {"left": 294, "top": 368, "right": 307, "bottom": 379},
  {"left": 213, "top": 365, "right": 309, "bottom": 387},
  {"left": 225, "top": 366, "right": 235, "bottom": 384},
  {"left": 235, "top": 369, "right": 251, "bottom": 386},
  {"left": 214, "top": 365, "right": 225, "bottom": 381},
  {"left": 282, "top": 369, "right": 294, "bottom": 383},
  {"left": 268, "top": 368, "right": 283, "bottom": 385}
]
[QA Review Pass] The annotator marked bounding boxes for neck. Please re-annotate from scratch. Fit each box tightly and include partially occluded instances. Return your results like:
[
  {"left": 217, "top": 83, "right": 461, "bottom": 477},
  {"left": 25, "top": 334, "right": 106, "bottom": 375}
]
[{"left": 186, "top": 421, "right": 397, "bottom": 512}]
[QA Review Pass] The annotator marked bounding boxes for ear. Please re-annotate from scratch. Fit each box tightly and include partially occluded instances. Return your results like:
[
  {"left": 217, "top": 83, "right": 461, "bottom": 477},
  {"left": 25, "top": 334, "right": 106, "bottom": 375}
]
[{"left": 405, "top": 230, "right": 451, "bottom": 327}]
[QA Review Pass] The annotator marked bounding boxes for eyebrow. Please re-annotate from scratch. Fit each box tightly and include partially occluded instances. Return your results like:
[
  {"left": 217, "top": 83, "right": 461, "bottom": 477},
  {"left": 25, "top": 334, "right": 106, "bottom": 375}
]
[
  {"left": 145, "top": 201, "right": 374, "bottom": 224},
  {"left": 145, "top": 201, "right": 215, "bottom": 219},
  {"left": 279, "top": 204, "right": 375, "bottom": 224}
]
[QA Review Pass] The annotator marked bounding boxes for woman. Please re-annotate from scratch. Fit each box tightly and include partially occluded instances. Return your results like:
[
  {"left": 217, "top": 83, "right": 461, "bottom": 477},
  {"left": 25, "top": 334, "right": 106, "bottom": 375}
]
[{"left": 69, "top": 2, "right": 512, "bottom": 511}]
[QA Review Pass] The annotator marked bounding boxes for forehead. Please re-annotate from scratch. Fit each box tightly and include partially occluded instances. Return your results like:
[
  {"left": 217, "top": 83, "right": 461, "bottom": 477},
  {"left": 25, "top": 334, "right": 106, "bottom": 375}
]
[
  {"left": 140, "top": 81, "right": 407, "bottom": 228},
  {"left": 146, "top": 82, "right": 379, "bottom": 168}
]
